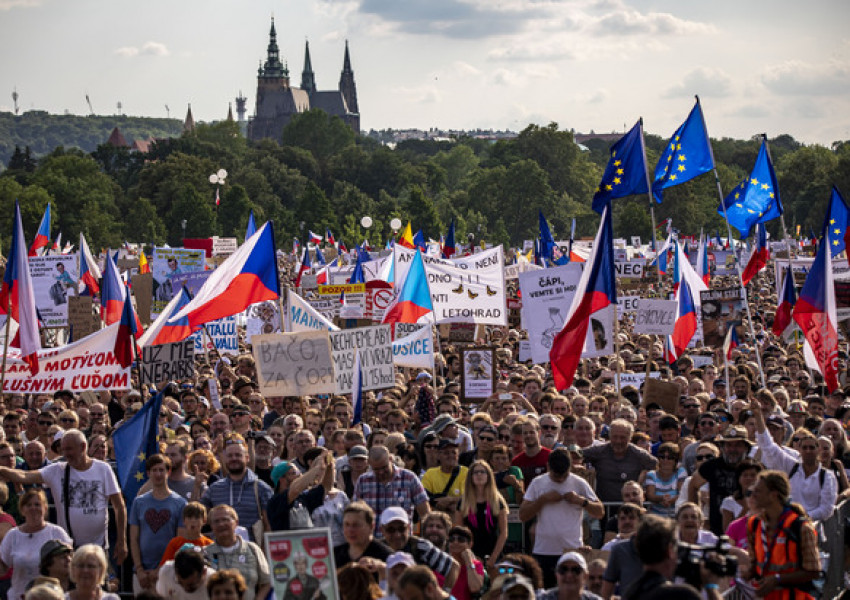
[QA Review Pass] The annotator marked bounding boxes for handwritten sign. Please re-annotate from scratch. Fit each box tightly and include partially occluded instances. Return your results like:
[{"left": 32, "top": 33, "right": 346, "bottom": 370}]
[
  {"left": 140, "top": 339, "right": 195, "bottom": 385},
  {"left": 68, "top": 296, "right": 100, "bottom": 339},
  {"left": 328, "top": 325, "right": 394, "bottom": 394},
  {"left": 253, "top": 331, "right": 336, "bottom": 396},
  {"left": 633, "top": 299, "right": 677, "bottom": 335}
]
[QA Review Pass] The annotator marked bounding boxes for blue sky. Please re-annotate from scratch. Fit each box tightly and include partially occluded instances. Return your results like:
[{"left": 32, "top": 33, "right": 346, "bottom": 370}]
[{"left": 0, "top": 0, "right": 848, "bottom": 144}]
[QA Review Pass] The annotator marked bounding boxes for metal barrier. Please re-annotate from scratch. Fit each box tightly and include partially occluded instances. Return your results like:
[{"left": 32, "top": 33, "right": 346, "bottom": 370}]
[{"left": 818, "top": 499, "right": 848, "bottom": 600}]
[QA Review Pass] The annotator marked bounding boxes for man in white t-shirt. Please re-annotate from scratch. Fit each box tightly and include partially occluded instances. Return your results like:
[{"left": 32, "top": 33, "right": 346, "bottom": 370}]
[
  {"left": 519, "top": 447, "right": 603, "bottom": 589},
  {"left": 0, "top": 428, "right": 127, "bottom": 562}
]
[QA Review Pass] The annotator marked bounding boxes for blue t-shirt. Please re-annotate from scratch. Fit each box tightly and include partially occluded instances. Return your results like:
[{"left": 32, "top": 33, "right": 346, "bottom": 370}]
[{"left": 130, "top": 491, "right": 187, "bottom": 569}]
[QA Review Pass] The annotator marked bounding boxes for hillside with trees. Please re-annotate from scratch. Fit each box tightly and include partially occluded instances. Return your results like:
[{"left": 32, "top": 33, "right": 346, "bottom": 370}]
[{"left": 0, "top": 108, "right": 847, "bottom": 253}]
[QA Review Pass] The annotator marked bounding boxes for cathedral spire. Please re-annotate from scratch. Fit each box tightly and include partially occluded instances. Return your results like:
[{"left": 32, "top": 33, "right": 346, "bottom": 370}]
[
  {"left": 343, "top": 39, "right": 352, "bottom": 73},
  {"left": 301, "top": 39, "right": 316, "bottom": 95},
  {"left": 339, "top": 40, "right": 358, "bottom": 115},
  {"left": 183, "top": 103, "right": 195, "bottom": 134},
  {"left": 260, "top": 16, "right": 288, "bottom": 79}
]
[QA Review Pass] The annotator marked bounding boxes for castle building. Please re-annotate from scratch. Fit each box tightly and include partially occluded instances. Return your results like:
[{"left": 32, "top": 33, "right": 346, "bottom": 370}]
[{"left": 247, "top": 18, "right": 359, "bottom": 141}]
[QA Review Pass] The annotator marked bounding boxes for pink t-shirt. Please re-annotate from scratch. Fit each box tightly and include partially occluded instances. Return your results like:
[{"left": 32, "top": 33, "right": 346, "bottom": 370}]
[
  {"left": 451, "top": 559, "right": 485, "bottom": 600},
  {"left": 726, "top": 514, "right": 750, "bottom": 549}
]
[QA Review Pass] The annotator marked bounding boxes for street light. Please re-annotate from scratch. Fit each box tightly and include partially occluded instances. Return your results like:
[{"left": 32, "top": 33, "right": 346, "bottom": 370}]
[
  {"left": 209, "top": 168, "right": 227, "bottom": 206},
  {"left": 181, "top": 219, "right": 187, "bottom": 242},
  {"left": 390, "top": 218, "right": 402, "bottom": 242}
]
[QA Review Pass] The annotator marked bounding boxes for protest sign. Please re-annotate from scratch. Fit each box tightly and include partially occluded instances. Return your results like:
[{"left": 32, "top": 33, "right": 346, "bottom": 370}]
[
  {"left": 699, "top": 288, "right": 745, "bottom": 348},
  {"left": 328, "top": 325, "right": 394, "bottom": 394},
  {"left": 245, "top": 301, "right": 282, "bottom": 343},
  {"left": 614, "top": 259, "right": 645, "bottom": 280},
  {"left": 460, "top": 347, "right": 496, "bottom": 401},
  {"left": 582, "top": 304, "right": 615, "bottom": 358},
  {"left": 253, "top": 331, "right": 336, "bottom": 396},
  {"left": 67, "top": 296, "right": 100, "bottom": 340},
  {"left": 634, "top": 299, "right": 677, "bottom": 335},
  {"left": 394, "top": 245, "right": 507, "bottom": 326},
  {"left": 140, "top": 339, "right": 195, "bottom": 385},
  {"left": 712, "top": 250, "right": 738, "bottom": 276},
  {"left": 504, "top": 261, "right": 542, "bottom": 280},
  {"left": 0, "top": 323, "right": 131, "bottom": 393},
  {"left": 212, "top": 236, "right": 238, "bottom": 256},
  {"left": 394, "top": 322, "right": 423, "bottom": 339},
  {"left": 170, "top": 270, "right": 212, "bottom": 296},
  {"left": 29, "top": 254, "right": 78, "bottom": 327},
  {"left": 779, "top": 258, "right": 850, "bottom": 321},
  {"left": 691, "top": 355, "right": 715, "bottom": 369},
  {"left": 151, "top": 247, "right": 206, "bottom": 316},
  {"left": 265, "top": 529, "right": 338, "bottom": 600},
  {"left": 131, "top": 273, "right": 153, "bottom": 326},
  {"left": 619, "top": 295, "right": 641, "bottom": 315},
  {"left": 518, "top": 263, "right": 582, "bottom": 364},
  {"left": 518, "top": 340, "right": 532, "bottom": 362},
  {"left": 631, "top": 236, "right": 642, "bottom": 248},
  {"left": 393, "top": 324, "right": 435, "bottom": 370},
  {"left": 620, "top": 372, "right": 661, "bottom": 387},
  {"left": 288, "top": 292, "right": 338, "bottom": 332},
  {"left": 192, "top": 316, "right": 238, "bottom": 355},
  {"left": 642, "top": 378, "right": 680, "bottom": 414}
]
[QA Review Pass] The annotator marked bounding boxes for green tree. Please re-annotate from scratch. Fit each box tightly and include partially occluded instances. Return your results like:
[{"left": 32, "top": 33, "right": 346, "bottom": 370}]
[
  {"left": 281, "top": 109, "right": 355, "bottom": 165},
  {"left": 124, "top": 197, "right": 166, "bottom": 245},
  {"left": 166, "top": 184, "right": 218, "bottom": 245},
  {"left": 217, "top": 184, "right": 255, "bottom": 239}
]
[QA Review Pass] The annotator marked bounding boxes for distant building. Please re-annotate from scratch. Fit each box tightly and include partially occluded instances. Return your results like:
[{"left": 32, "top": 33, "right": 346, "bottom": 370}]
[{"left": 247, "top": 18, "right": 359, "bottom": 142}]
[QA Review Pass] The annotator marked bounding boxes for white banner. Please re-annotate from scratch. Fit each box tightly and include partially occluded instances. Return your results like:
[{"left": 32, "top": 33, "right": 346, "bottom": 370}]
[
  {"left": 394, "top": 245, "right": 507, "bottom": 326},
  {"left": 392, "top": 324, "right": 434, "bottom": 370},
  {"left": 29, "top": 254, "right": 78, "bottom": 327},
  {"left": 518, "top": 263, "right": 583, "bottom": 364},
  {"left": 253, "top": 331, "right": 336, "bottom": 396},
  {"left": 620, "top": 371, "right": 661, "bottom": 387},
  {"left": 287, "top": 292, "right": 339, "bottom": 332},
  {"left": 0, "top": 323, "right": 131, "bottom": 393},
  {"left": 634, "top": 299, "right": 677, "bottom": 335},
  {"left": 192, "top": 316, "right": 238, "bottom": 355},
  {"left": 328, "top": 325, "right": 394, "bottom": 394},
  {"left": 614, "top": 259, "right": 645, "bottom": 279},
  {"left": 619, "top": 295, "right": 641, "bottom": 315}
]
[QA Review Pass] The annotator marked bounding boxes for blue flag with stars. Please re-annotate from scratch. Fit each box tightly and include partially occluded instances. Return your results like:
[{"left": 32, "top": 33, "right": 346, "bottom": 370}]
[
  {"left": 652, "top": 99, "right": 715, "bottom": 203},
  {"left": 824, "top": 186, "right": 850, "bottom": 259},
  {"left": 718, "top": 138, "right": 783, "bottom": 237},
  {"left": 592, "top": 120, "right": 649, "bottom": 213},
  {"left": 114, "top": 392, "right": 163, "bottom": 506}
]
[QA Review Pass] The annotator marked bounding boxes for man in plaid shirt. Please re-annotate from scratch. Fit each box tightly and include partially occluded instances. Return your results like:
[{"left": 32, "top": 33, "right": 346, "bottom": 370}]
[{"left": 353, "top": 446, "right": 431, "bottom": 536}]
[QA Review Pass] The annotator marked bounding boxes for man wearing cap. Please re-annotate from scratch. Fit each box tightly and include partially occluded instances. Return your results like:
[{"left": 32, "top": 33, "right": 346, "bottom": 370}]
[
  {"left": 338, "top": 445, "right": 370, "bottom": 498},
  {"left": 459, "top": 424, "right": 498, "bottom": 466},
  {"left": 422, "top": 439, "right": 468, "bottom": 513},
  {"left": 681, "top": 413, "right": 719, "bottom": 474},
  {"left": 687, "top": 424, "right": 753, "bottom": 535},
  {"left": 520, "top": 448, "right": 603, "bottom": 588},
  {"left": 39, "top": 540, "right": 73, "bottom": 592},
  {"left": 712, "top": 378, "right": 727, "bottom": 401},
  {"left": 353, "top": 446, "right": 430, "bottom": 536},
  {"left": 384, "top": 552, "right": 416, "bottom": 600},
  {"left": 500, "top": 574, "right": 537, "bottom": 600},
  {"left": 380, "top": 506, "right": 459, "bottom": 590},
  {"left": 230, "top": 403, "right": 254, "bottom": 437},
  {"left": 539, "top": 552, "right": 602, "bottom": 600}
]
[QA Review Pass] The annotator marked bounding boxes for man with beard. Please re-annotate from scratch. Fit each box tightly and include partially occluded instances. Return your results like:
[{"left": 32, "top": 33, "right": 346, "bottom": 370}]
[
  {"left": 421, "top": 511, "right": 452, "bottom": 551},
  {"left": 581, "top": 420, "right": 657, "bottom": 504},
  {"left": 201, "top": 434, "right": 272, "bottom": 542},
  {"left": 538, "top": 415, "right": 563, "bottom": 450},
  {"left": 687, "top": 425, "right": 753, "bottom": 535}
]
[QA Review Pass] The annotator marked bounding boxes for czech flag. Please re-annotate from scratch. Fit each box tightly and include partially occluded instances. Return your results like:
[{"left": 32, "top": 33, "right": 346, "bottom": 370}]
[
  {"left": 295, "top": 246, "right": 312, "bottom": 288},
  {"left": 696, "top": 232, "right": 710, "bottom": 286},
  {"left": 138, "top": 251, "right": 151, "bottom": 274},
  {"left": 773, "top": 266, "right": 797, "bottom": 337},
  {"left": 442, "top": 220, "right": 456, "bottom": 259},
  {"left": 246, "top": 210, "right": 258, "bottom": 240},
  {"left": 398, "top": 221, "right": 415, "bottom": 249},
  {"left": 51, "top": 232, "right": 62, "bottom": 254},
  {"left": 78, "top": 233, "right": 101, "bottom": 296},
  {"left": 672, "top": 238, "right": 708, "bottom": 302},
  {"left": 793, "top": 230, "right": 840, "bottom": 392},
  {"left": 326, "top": 229, "right": 336, "bottom": 247},
  {"left": 671, "top": 277, "right": 698, "bottom": 356},
  {"left": 101, "top": 254, "right": 128, "bottom": 325},
  {"left": 170, "top": 221, "right": 281, "bottom": 328},
  {"left": 741, "top": 223, "right": 769, "bottom": 285},
  {"left": 723, "top": 325, "right": 740, "bottom": 360},
  {"left": 139, "top": 287, "right": 196, "bottom": 346},
  {"left": 314, "top": 247, "right": 326, "bottom": 266},
  {"left": 549, "top": 204, "right": 617, "bottom": 390},
  {"left": 0, "top": 202, "right": 40, "bottom": 374},
  {"left": 114, "top": 291, "right": 140, "bottom": 368},
  {"left": 28, "top": 203, "right": 51, "bottom": 257},
  {"left": 382, "top": 249, "right": 434, "bottom": 326},
  {"left": 308, "top": 230, "right": 323, "bottom": 245}
]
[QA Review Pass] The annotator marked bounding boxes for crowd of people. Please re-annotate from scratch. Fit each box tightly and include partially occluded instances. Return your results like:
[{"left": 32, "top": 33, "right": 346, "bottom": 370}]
[{"left": 0, "top": 249, "right": 845, "bottom": 600}]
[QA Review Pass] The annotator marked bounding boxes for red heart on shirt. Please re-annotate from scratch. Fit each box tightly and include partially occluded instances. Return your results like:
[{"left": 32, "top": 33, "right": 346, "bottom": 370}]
[{"left": 144, "top": 509, "right": 171, "bottom": 534}]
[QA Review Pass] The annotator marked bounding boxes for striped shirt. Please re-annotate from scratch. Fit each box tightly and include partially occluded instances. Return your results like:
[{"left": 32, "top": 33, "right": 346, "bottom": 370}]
[
  {"left": 352, "top": 466, "right": 428, "bottom": 535},
  {"left": 200, "top": 469, "right": 273, "bottom": 540}
]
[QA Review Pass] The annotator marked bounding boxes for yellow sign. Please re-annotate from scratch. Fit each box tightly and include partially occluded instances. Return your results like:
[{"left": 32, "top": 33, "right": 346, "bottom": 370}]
[{"left": 318, "top": 284, "right": 366, "bottom": 295}]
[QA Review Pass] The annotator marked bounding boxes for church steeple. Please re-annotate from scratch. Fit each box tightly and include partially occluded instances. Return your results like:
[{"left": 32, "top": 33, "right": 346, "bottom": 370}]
[
  {"left": 260, "top": 17, "right": 288, "bottom": 80},
  {"left": 183, "top": 103, "right": 195, "bottom": 134},
  {"left": 339, "top": 40, "right": 358, "bottom": 115},
  {"left": 301, "top": 40, "right": 316, "bottom": 95}
]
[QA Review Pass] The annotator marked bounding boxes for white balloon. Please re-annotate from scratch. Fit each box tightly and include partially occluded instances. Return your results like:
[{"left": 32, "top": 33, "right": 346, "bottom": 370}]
[
  {"left": 361, "top": 216, "right": 373, "bottom": 228},
  {"left": 217, "top": 168, "right": 228, "bottom": 180},
  {"left": 209, "top": 174, "right": 218, "bottom": 184},
  {"left": 390, "top": 218, "right": 402, "bottom": 230}
]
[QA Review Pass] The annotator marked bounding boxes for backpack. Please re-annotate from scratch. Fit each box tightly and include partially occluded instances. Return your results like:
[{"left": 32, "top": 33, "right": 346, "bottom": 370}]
[{"left": 789, "top": 463, "right": 827, "bottom": 489}]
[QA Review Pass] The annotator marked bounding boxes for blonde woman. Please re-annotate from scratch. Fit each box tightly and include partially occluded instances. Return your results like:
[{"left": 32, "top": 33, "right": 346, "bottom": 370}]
[
  {"left": 66, "top": 545, "right": 120, "bottom": 600},
  {"left": 454, "top": 460, "right": 508, "bottom": 568}
]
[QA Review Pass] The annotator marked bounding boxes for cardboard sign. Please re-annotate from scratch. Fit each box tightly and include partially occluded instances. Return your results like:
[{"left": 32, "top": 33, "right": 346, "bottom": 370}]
[
  {"left": 253, "top": 331, "right": 336, "bottom": 396},
  {"left": 634, "top": 299, "right": 677, "bottom": 335},
  {"left": 131, "top": 273, "right": 153, "bottom": 326},
  {"left": 140, "top": 339, "right": 195, "bottom": 385},
  {"left": 328, "top": 325, "right": 394, "bottom": 394},
  {"left": 642, "top": 378, "right": 680, "bottom": 414},
  {"left": 212, "top": 236, "right": 238, "bottom": 256},
  {"left": 619, "top": 295, "right": 641, "bottom": 315},
  {"left": 29, "top": 254, "right": 79, "bottom": 327},
  {"left": 461, "top": 347, "right": 496, "bottom": 400},
  {"left": 620, "top": 372, "right": 661, "bottom": 387},
  {"left": 614, "top": 260, "right": 645, "bottom": 279},
  {"left": 68, "top": 296, "right": 100, "bottom": 340}
]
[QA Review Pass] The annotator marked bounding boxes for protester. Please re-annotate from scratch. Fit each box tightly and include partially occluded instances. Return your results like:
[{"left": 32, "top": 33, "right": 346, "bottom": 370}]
[
  {"left": 203, "top": 505, "right": 271, "bottom": 600},
  {"left": 67, "top": 544, "right": 121, "bottom": 600}
]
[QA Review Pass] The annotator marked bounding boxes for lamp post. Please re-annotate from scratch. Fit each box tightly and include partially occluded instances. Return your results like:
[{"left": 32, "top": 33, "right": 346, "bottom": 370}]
[
  {"left": 181, "top": 219, "right": 187, "bottom": 242},
  {"left": 390, "top": 218, "right": 402, "bottom": 243},
  {"left": 361, "top": 216, "right": 372, "bottom": 250},
  {"left": 209, "top": 168, "right": 227, "bottom": 207}
]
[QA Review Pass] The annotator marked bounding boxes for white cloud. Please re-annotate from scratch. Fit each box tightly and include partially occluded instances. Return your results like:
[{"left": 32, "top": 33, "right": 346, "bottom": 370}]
[
  {"left": 452, "top": 61, "right": 482, "bottom": 77},
  {"left": 115, "top": 46, "right": 139, "bottom": 58},
  {"left": 392, "top": 84, "right": 442, "bottom": 104},
  {"left": 0, "top": 0, "right": 39, "bottom": 10},
  {"left": 664, "top": 67, "right": 732, "bottom": 98},
  {"left": 761, "top": 59, "right": 850, "bottom": 96},
  {"left": 115, "top": 41, "right": 169, "bottom": 58},
  {"left": 589, "top": 9, "right": 716, "bottom": 36}
]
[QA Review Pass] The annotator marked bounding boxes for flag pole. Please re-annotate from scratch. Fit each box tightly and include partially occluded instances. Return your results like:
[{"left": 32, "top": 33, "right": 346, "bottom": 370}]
[
  {"left": 0, "top": 297, "right": 11, "bottom": 395},
  {"left": 267, "top": 221, "right": 288, "bottom": 334},
  {"left": 700, "top": 113, "right": 765, "bottom": 387},
  {"left": 637, "top": 117, "right": 663, "bottom": 285}
]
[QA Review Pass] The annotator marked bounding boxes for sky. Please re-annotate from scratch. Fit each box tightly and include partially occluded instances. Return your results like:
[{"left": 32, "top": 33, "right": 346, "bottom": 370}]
[{"left": 0, "top": 0, "right": 848, "bottom": 145}]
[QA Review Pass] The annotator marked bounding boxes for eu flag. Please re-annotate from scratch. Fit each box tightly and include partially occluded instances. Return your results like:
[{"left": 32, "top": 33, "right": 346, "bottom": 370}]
[
  {"left": 592, "top": 120, "right": 649, "bottom": 213},
  {"left": 824, "top": 186, "right": 850, "bottom": 259},
  {"left": 538, "top": 211, "right": 556, "bottom": 263},
  {"left": 652, "top": 99, "right": 715, "bottom": 203},
  {"left": 718, "top": 138, "right": 783, "bottom": 237},
  {"left": 114, "top": 392, "right": 163, "bottom": 505}
]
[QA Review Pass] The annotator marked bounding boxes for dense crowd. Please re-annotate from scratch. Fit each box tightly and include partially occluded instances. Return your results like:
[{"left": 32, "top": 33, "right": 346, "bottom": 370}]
[{"left": 0, "top": 254, "right": 845, "bottom": 600}]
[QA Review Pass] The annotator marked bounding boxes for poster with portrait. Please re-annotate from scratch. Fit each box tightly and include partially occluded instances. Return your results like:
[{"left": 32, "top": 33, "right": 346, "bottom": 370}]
[
  {"left": 699, "top": 288, "right": 745, "bottom": 348},
  {"left": 150, "top": 247, "right": 206, "bottom": 316},
  {"left": 245, "top": 300, "right": 282, "bottom": 344},
  {"left": 265, "top": 528, "right": 338, "bottom": 600},
  {"left": 460, "top": 346, "right": 496, "bottom": 401},
  {"left": 28, "top": 254, "right": 79, "bottom": 327}
]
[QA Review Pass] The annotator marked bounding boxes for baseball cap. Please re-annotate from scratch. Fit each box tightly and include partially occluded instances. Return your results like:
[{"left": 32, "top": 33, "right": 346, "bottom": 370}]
[
  {"left": 557, "top": 551, "right": 588, "bottom": 572},
  {"left": 416, "top": 372, "right": 432, "bottom": 381},
  {"left": 386, "top": 552, "right": 416, "bottom": 570},
  {"left": 270, "top": 461, "right": 294, "bottom": 488},
  {"left": 438, "top": 438, "right": 459, "bottom": 450},
  {"left": 380, "top": 506, "right": 410, "bottom": 527},
  {"left": 40, "top": 540, "right": 73, "bottom": 564},
  {"left": 432, "top": 414, "right": 456, "bottom": 433},
  {"left": 348, "top": 445, "right": 368, "bottom": 459},
  {"left": 501, "top": 575, "right": 535, "bottom": 596}
]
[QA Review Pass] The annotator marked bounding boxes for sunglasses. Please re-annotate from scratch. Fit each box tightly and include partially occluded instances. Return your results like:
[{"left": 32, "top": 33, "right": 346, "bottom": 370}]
[
  {"left": 38, "top": 420, "right": 53, "bottom": 426},
  {"left": 699, "top": 421, "right": 717, "bottom": 427},
  {"left": 695, "top": 454, "right": 714, "bottom": 461},
  {"left": 383, "top": 524, "right": 407, "bottom": 534},
  {"left": 791, "top": 437, "right": 802, "bottom": 444},
  {"left": 221, "top": 405, "right": 234, "bottom": 410},
  {"left": 745, "top": 490, "right": 754, "bottom": 497},
  {"left": 60, "top": 418, "right": 75, "bottom": 424},
  {"left": 562, "top": 423, "right": 574, "bottom": 430},
  {"left": 497, "top": 565, "right": 524, "bottom": 575},
  {"left": 224, "top": 439, "right": 245, "bottom": 446},
  {"left": 448, "top": 535, "right": 471, "bottom": 543},
  {"left": 479, "top": 436, "right": 496, "bottom": 442},
  {"left": 683, "top": 404, "right": 699, "bottom": 409},
  {"left": 541, "top": 425, "right": 560, "bottom": 431},
  {"left": 558, "top": 565, "right": 584, "bottom": 575}
]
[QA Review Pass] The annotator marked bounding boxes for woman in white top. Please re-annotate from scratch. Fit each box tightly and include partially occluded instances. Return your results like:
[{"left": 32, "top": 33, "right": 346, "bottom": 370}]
[
  {"left": 65, "top": 544, "right": 120, "bottom": 600},
  {"left": 0, "top": 488, "right": 72, "bottom": 600},
  {"left": 676, "top": 501, "right": 717, "bottom": 546}
]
